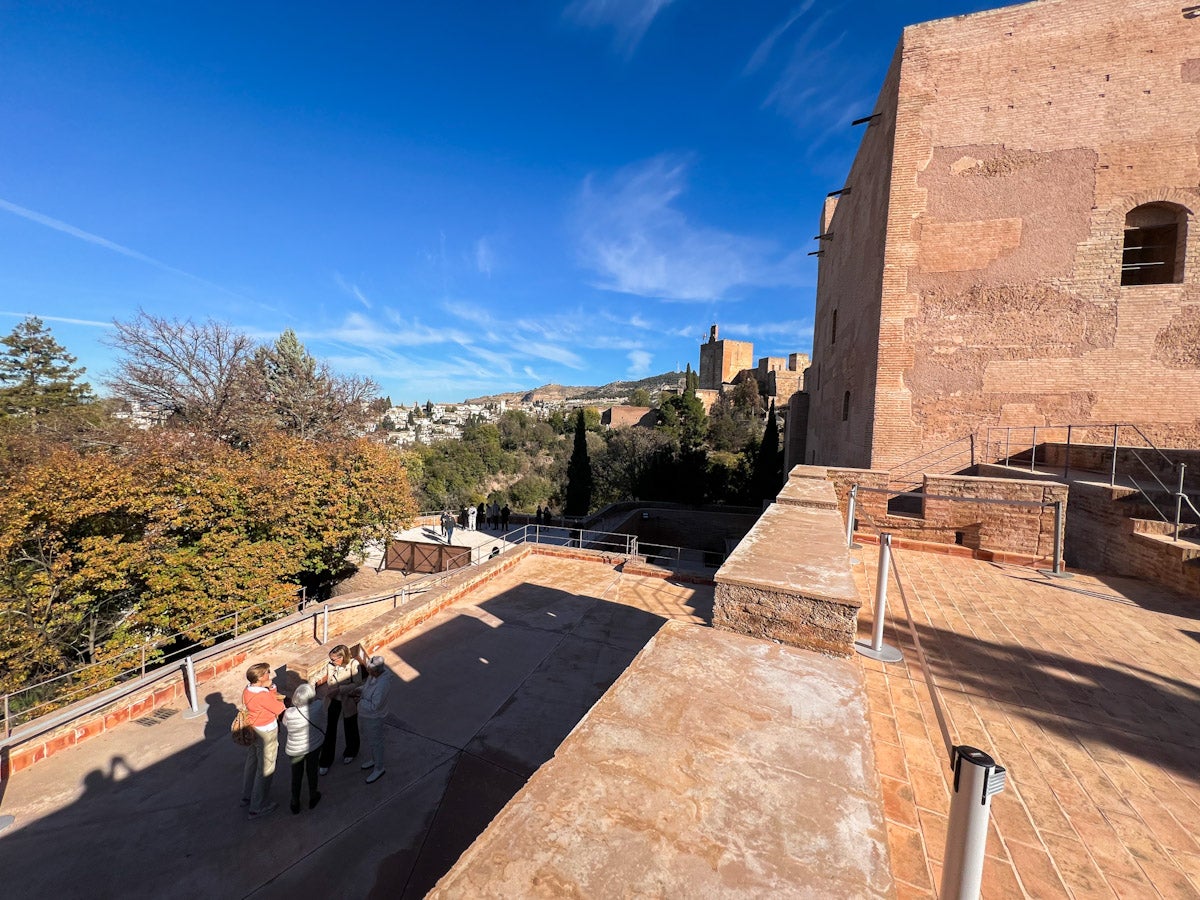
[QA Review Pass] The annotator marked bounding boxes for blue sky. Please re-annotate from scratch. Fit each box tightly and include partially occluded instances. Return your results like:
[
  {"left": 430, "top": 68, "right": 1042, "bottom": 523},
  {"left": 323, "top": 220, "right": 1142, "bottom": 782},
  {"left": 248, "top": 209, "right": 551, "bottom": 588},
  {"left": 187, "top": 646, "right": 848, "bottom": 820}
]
[{"left": 0, "top": 0, "right": 996, "bottom": 402}]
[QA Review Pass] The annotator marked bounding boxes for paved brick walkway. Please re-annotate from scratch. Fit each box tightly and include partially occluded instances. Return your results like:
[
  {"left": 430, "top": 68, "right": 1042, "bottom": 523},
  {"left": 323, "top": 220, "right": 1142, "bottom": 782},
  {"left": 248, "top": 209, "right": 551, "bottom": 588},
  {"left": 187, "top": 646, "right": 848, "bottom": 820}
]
[{"left": 853, "top": 545, "right": 1200, "bottom": 898}]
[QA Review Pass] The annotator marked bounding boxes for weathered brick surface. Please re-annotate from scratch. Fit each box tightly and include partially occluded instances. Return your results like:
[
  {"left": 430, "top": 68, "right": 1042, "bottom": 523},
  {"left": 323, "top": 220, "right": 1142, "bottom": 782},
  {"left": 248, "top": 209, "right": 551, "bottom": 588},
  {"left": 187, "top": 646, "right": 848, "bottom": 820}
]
[{"left": 809, "top": 0, "right": 1200, "bottom": 471}]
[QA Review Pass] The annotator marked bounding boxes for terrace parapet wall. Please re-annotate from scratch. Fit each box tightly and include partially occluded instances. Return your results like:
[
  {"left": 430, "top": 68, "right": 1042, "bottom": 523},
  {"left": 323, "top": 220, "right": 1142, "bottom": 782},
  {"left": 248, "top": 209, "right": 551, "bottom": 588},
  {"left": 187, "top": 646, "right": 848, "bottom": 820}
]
[{"left": 713, "top": 501, "right": 861, "bottom": 656}]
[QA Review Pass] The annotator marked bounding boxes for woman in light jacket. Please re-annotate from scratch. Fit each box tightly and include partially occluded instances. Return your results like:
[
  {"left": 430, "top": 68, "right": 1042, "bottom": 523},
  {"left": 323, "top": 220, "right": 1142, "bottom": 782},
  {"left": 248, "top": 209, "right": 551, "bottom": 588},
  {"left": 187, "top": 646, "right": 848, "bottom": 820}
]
[
  {"left": 283, "top": 682, "right": 324, "bottom": 814},
  {"left": 315, "top": 644, "right": 363, "bottom": 775}
]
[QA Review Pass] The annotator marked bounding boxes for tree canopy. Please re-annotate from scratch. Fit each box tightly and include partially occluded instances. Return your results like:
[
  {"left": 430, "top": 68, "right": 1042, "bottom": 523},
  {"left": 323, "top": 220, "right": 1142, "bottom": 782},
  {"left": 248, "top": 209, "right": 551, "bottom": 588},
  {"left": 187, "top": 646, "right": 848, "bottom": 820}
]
[{"left": 0, "top": 317, "right": 94, "bottom": 426}]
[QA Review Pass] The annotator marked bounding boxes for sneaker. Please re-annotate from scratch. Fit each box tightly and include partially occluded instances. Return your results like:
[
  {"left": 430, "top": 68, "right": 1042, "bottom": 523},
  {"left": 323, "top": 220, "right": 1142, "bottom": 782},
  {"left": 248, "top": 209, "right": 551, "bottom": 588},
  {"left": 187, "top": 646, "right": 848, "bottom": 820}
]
[
  {"left": 310, "top": 792, "right": 322, "bottom": 810},
  {"left": 318, "top": 766, "right": 329, "bottom": 776},
  {"left": 248, "top": 801, "right": 278, "bottom": 819},
  {"left": 342, "top": 755, "right": 355, "bottom": 765},
  {"left": 360, "top": 760, "right": 375, "bottom": 770},
  {"left": 366, "top": 768, "right": 386, "bottom": 784}
]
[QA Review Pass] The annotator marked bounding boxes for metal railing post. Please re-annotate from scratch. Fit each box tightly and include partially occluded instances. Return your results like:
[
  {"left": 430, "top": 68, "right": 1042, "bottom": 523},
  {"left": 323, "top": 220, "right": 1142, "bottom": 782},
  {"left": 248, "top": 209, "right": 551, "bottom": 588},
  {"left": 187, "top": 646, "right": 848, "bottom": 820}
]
[
  {"left": 4, "top": 692, "right": 10, "bottom": 739},
  {"left": 1064, "top": 425, "right": 1072, "bottom": 479},
  {"left": 233, "top": 610, "right": 239, "bottom": 637},
  {"left": 322, "top": 604, "right": 329, "bottom": 644},
  {"left": 1175, "top": 463, "right": 1187, "bottom": 542},
  {"left": 1030, "top": 426, "right": 1038, "bottom": 472},
  {"left": 140, "top": 645, "right": 146, "bottom": 678},
  {"left": 854, "top": 534, "right": 903, "bottom": 663},
  {"left": 1111, "top": 425, "right": 1119, "bottom": 487},
  {"left": 631, "top": 536, "right": 638, "bottom": 557},
  {"left": 1040, "top": 500, "right": 1072, "bottom": 579},
  {"left": 941, "top": 746, "right": 1006, "bottom": 900},
  {"left": 846, "top": 485, "right": 862, "bottom": 550},
  {"left": 1004, "top": 428, "right": 1011, "bottom": 466},
  {"left": 969, "top": 432, "right": 975, "bottom": 468},
  {"left": 181, "top": 655, "right": 207, "bottom": 719}
]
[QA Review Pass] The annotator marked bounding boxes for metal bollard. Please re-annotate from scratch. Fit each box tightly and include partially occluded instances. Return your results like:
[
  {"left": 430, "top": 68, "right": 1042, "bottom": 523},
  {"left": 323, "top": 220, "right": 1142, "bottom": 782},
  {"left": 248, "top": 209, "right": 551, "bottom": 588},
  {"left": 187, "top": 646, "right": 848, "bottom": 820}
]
[
  {"left": 322, "top": 604, "right": 329, "bottom": 644},
  {"left": 854, "top": 534, "right": 903, "bottom": 663},
  {"left": 941, "top": 746, "right": 1006, "bottom": 900},
  {"left": 846, "top": 485, "right": 863, "bottom": 550},
  {"left": 181, "top": 655, "right": 208, "bottom": 719},
  {"left": 1175, "top": 463, "right": 1187, "bottom": 543},
  {"left": 1043, "top": 501, "right": 1072, "bottom": 579}
]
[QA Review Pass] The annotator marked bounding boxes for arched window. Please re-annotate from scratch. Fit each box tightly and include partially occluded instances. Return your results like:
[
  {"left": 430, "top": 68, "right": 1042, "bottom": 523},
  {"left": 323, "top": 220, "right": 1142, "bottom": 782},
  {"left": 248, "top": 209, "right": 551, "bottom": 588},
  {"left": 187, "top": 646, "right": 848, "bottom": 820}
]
[
  {"left": 842, "top": 391, "right": 850, "bottom": 422},
  {"left": 1122, "top": 203, "right": 1187, "bottom": 285}
]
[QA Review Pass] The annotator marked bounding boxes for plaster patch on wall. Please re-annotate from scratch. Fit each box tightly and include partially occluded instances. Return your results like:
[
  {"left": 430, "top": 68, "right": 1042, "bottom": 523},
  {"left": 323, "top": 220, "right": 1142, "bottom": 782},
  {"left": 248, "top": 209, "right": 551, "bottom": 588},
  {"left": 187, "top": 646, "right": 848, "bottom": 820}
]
[
  {"left": 1183, "top": 59, "right": 1200, "bottom": 84},
  {"left": 1153, "top": 307, "right": 1200, "bottom": 368},
  {"left": 916, "top": 218, "right": 1023, "bottom": 272}
]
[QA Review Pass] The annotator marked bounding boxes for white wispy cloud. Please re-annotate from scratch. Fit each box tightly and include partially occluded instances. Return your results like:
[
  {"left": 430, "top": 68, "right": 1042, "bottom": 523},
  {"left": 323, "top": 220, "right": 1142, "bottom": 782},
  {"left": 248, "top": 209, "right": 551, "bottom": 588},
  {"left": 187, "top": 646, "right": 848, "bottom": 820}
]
[
  {"left": 564, "top": 0, "right": 675, "bottom": 55},
  {"left": 0, "top": 197, "right": 234, "bottom": 295},
  {"left": 627, "top": 349, "right": 652, "bottom": 376},
  {"left": 576, "top": 155, "right": 807, "bottom": 302},
  {"left": 328, "top": 310, "right": 471, "bottom": 348},
  {"left": 747, "top": 4, "right": 875, "bottom": 151},
  {"left": 0, "top": 311, "right": 111, "bottom": 328},
  {"left": 474, "top": 237, "right": 495, "bottom": 277},
  {"left": 721, "top": 319, "right": 814, "bottom": 342},
  {"left": 334, "top": 274, "right": 373, "bottom": 309},
  {"left": 515, "top": 340, "right": 586, "bottom": 369},
  {"left": 743, "top": 0, "right": 817, "bottom": 75}
]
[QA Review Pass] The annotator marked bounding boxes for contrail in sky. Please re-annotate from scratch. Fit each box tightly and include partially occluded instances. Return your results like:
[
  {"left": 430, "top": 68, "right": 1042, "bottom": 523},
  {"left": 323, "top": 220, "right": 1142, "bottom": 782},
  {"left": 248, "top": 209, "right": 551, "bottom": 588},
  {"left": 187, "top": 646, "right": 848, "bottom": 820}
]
[{"left": 0, "top": 196, "right": 235, "bottom": 296}]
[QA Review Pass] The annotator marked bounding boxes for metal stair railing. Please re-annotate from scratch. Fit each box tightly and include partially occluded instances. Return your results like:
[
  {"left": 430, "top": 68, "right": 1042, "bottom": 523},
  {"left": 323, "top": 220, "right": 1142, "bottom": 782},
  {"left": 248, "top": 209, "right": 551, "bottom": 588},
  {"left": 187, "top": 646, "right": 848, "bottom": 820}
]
[{"left": 888, "top": 434, "right": 977, "bottom": 495}]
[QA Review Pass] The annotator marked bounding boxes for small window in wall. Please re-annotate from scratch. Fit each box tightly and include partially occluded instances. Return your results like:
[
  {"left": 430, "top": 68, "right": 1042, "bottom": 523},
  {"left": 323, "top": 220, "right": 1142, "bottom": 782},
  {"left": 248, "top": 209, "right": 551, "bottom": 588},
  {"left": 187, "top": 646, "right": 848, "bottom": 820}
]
[
  {"left": 1122, "top": 203, "right": 1186, "bottom": 285},
  {"left": 842, "top": 391, "right": 850, "bottom": 422},
  {"left": 831, "top": 309, "right": 838, "bottom": 344}
]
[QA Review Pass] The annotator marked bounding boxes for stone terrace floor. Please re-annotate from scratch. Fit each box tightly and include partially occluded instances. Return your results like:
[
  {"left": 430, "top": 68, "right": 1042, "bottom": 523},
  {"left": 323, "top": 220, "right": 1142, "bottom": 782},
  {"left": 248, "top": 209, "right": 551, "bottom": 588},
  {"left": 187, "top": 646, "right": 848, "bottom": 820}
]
[
  {"left": 853, "top": 543, "right": 1200, "bottom": 898},
  {"left": 0, "top": 555, "right": 712, "bottom": 899}
]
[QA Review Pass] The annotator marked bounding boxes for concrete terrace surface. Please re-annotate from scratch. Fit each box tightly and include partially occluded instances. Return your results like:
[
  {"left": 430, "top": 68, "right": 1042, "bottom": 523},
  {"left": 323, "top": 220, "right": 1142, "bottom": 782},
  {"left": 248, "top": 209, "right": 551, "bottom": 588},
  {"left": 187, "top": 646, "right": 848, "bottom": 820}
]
[
  {"left": 0, "top": 555, "right": 711, "bottom": 899},
  {"left": 852, "top": 543, "right": 1200, "bottom": 898},
  {"left": 432, "top": 620, "right": 893, "bottom": 899}
]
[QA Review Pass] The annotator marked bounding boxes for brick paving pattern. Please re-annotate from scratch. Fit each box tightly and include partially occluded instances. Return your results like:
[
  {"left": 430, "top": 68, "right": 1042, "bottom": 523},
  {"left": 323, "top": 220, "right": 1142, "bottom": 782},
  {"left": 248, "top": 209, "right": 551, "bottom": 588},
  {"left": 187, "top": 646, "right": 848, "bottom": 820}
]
[{"left": 853, "top": 545, "right": 1200, "bottom": 898}]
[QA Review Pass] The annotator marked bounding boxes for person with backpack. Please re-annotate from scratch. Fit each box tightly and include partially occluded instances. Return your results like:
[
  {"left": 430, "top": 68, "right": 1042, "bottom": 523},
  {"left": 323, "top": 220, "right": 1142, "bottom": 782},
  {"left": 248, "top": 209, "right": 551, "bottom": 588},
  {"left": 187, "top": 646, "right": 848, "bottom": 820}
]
[{"left": 282, "top": 683, "right": 324, "bottom": 814}]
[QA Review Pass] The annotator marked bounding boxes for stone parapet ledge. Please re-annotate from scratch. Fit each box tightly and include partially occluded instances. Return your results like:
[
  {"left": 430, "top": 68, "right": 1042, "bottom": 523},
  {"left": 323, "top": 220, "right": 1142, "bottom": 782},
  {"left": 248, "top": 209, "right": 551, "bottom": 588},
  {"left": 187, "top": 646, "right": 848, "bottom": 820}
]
[
  {"left": 713, "top": 502, "right": 861, "bottom": 655},
  {"left": 776, "top": 470, "right": 840, "bottom": 510}
]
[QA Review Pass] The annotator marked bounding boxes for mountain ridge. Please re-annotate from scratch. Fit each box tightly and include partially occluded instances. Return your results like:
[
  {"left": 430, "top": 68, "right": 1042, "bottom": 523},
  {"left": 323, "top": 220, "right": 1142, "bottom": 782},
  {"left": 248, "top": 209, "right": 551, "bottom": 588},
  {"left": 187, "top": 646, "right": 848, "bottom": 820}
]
[{"left": 464, "top": 370, "right": 686, "bottom": 406}]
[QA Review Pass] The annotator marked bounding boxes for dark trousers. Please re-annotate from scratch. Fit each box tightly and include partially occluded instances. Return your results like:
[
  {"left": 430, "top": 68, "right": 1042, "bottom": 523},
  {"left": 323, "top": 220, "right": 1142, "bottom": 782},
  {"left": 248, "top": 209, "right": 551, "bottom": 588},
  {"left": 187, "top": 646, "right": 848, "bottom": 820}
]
[
  {"left": 318, "top": 699, "right": 360, "bottom": 767},
  {"left": 290, "top": 749, "right": 320, "bottom": 805}
]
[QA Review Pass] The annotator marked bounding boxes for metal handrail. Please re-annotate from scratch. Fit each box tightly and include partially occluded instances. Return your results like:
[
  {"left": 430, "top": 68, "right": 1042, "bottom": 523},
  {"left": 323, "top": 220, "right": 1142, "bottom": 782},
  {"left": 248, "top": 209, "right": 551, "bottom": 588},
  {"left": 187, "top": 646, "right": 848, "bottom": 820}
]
[{"left": 889, "top": 435, "right": 976, "bottom": 489}]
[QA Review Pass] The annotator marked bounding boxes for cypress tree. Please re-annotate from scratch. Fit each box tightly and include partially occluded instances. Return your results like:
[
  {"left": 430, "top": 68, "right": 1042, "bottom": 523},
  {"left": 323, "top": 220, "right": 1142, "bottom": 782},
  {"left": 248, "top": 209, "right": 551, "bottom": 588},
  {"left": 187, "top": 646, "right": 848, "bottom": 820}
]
[
  {"left": 752, "top": 400, "right": 782, "bottom": 503},
  {"left": 565, "top": 409, "right": 593, "bottom": 516}
]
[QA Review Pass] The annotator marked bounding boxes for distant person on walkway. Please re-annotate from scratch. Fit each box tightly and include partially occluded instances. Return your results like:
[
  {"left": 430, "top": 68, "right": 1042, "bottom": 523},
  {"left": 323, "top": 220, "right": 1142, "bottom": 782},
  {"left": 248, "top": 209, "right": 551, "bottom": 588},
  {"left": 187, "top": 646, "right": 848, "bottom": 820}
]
[
  {"left": 489, "top": 500, "right": 500, "bottom": 529},
  {"left": 535, "top": 505, "right": 544, "bottom": 526},
  {"left": 315, "top": 644, "right": 362, "bottom": 774},
  {"left": 500, "top": 505, "right": 510, "bottom": 531},
  {"left": 351, "top": 656, "right": 392, "bottom": 784},
  {"left": 241, "top": 662, "right": 285, "bottom": 818},
  {"left": 489, "top": 546, "right": 500, "bottom": 559},
  {"left": 283, "top": 683, "right": 324, "bottom": 814},
  {"left": 441, "top": 510, "right": 455, "bottom": 544},
  {"left": 477, "top": 502, "right": 486, "bottom": 529},
  {"left": 467, "top": 505, "right": 477, "bottom": 530}
]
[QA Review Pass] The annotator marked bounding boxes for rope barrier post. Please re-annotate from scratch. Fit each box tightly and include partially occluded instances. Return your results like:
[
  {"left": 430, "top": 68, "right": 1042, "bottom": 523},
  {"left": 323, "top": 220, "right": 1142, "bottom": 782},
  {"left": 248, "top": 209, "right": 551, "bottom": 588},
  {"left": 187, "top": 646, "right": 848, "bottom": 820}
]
[
  {"left": 941, "top": 745, "right": 1006, "bottom": 900},
  {"left": 1042, "top": 501, "right": 1073, "bottom": 579},
  {"left": 1111, "top": 425, "right": 1119, "bottom": 487},
  {"left": 1064, "top": 424, "right": 1072, "bottom": 479},
  {"left": 322, "top": 604, "right": 329, "bottom": 644},
  {"left": 181, "top": 655, "right": 208, "bottom": 719},
  {"left": 855, "top": 534, "right": 903, "bottom": 663},
  {"left": 1175, "top": 463, "right": 1187, "bottom": 542},
  {"left": 846, "top": 485, "right": 863, "bottom": 550}
]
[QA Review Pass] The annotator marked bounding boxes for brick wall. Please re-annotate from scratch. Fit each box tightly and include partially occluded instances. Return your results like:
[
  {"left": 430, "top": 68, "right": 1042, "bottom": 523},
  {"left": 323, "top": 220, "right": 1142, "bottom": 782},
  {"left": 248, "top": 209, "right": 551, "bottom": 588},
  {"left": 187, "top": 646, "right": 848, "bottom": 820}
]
[{"left": 812, "top": 0, "right": 1200, "bottom": 471}]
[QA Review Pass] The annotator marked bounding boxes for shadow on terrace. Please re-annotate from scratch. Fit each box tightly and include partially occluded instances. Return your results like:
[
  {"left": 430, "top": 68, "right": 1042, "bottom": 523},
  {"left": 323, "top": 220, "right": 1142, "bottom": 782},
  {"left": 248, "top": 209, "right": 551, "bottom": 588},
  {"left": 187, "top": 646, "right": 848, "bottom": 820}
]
[{"left": 0, "top": 566, "right": 713, "bottom": 899}]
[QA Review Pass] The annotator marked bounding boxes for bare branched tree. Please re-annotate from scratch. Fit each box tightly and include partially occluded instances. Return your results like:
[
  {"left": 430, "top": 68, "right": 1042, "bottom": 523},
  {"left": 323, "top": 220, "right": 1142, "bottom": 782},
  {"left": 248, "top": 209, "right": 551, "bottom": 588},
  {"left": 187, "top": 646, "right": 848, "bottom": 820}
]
[{"left": 106, "top": 311, "right": 256, "bottom": 439}]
